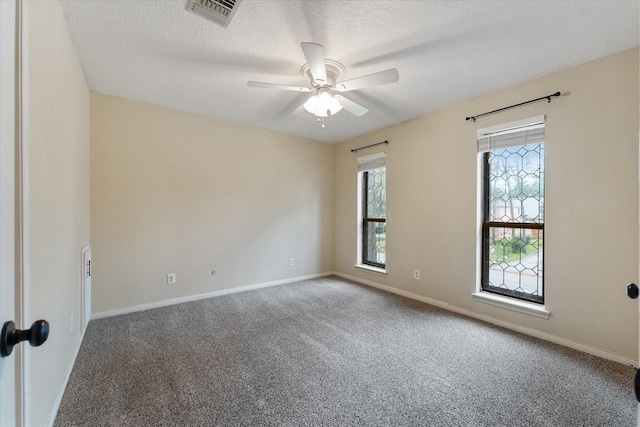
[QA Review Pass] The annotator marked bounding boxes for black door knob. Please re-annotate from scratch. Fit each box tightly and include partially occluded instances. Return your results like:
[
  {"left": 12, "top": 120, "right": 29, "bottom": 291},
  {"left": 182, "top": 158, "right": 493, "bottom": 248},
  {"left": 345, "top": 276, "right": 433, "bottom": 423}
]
[
  {"left": 0, "top": 319, "right": 49, "bottom": 357},
  {"left": 627, "top": 283, "right": 639, "bottom": 299}
]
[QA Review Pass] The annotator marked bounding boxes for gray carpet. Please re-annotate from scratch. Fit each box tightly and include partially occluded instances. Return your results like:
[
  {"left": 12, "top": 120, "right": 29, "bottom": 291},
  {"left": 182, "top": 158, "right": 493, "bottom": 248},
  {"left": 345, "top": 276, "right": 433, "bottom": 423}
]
[{"left": 55, "top": 276, "right": 636, "bottom": 426}]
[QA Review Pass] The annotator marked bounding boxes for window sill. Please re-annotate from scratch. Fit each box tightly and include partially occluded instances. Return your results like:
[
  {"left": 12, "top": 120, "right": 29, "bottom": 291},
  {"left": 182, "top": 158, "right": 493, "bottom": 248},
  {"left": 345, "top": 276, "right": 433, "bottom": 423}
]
[
  {"left": 354, "top": 264, "right": 387, "bottom": 277},
  {"left": 472, "top": 292, "right": 550, "bottom": 319}
]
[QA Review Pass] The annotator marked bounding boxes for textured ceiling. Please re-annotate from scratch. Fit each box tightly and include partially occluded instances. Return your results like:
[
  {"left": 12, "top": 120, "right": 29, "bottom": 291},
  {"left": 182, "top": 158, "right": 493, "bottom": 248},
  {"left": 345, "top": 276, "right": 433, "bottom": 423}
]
[{"left": 59, "top": 0, "right": 639, "bottom": 143}]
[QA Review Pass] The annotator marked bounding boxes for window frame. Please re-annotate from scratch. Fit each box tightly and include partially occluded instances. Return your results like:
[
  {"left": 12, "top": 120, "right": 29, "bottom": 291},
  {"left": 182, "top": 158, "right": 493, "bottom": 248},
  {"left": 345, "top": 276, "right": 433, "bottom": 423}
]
[
  {"left": 361, "top": 170, "right": 386, "bottom": 269},
  {"left": 479, "top": 123, "right": 545, "bottom": 305}
]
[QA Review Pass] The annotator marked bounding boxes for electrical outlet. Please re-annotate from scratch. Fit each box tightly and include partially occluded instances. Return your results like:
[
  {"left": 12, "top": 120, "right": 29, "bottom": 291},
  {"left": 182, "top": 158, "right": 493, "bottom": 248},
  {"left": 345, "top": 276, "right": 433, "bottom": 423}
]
[
  {"left": 414, "top": 269, "right": 420, "bottom": 280},
  {"left": 167, "top": 273, "right": 176, "bottom": 284},
  {"left": 289, "top": 258, "right": 294, "bottom": 267}
]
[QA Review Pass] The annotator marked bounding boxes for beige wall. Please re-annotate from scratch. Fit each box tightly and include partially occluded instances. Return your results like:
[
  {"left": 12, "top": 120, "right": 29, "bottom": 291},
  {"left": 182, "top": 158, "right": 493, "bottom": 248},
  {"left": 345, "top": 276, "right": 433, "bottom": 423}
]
[
  {"left": 90, "top": 94, "right": 334, "bottom": 314},
  {"left": 334, "top": 48, "right": 639, "bottom": 361},
  {"left": 25, "top": 1, "right": 90, "bottom": 425}
]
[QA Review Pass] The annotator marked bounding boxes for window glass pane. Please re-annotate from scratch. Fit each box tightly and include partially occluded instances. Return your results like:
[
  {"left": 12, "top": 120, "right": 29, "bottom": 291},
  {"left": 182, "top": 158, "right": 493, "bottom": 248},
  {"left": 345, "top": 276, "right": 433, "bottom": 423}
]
[
  {"left": 364, "top": 221, "right": 386, "bottom": 266},
  {"left": 366, "top": 167, "right": 386, "bottom": 219},
  {"left": 488, "top": 144, "right": 544, "bottom": 223},
  {"left": 485, "top": 227, "right": 543, "bottom": 303}
]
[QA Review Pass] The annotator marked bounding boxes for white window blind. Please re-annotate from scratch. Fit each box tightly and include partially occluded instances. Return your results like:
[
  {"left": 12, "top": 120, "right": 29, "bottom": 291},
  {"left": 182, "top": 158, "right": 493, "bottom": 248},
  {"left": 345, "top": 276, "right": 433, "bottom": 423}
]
[
  {"left": 477, "top": 120, "right": 545, "bottom": 153},
  {"left": 357, "top": 152, "right": 386, "bottom": 172}
]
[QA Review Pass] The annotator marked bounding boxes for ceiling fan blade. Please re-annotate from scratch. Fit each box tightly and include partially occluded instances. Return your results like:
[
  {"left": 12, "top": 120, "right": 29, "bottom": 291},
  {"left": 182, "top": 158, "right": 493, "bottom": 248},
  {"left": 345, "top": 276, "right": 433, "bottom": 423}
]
[
  {"left": 335, "top": 68, "right": 399, "bottom": 92},
  {"left": 335, "top": 95, "right": 369, "bottom": 117},
  {"left": 247, "top": 81, "right": 312, "bottom": 92},
  {"left": 300, "top": 42, "right": 328, "bottom": 85},
  {"left": 276, "top": 93, "right": 309, "bottom": 117}
]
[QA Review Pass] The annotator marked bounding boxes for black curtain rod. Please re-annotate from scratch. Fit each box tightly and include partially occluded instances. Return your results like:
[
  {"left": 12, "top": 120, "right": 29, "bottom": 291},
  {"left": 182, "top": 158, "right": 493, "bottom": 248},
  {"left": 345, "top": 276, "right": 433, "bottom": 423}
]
[
  {"left": 466, "top": 92, "right": 561, "bottom": 123},
  {"left": 351, "top": 140, "right": 388, "bottom": 153}
]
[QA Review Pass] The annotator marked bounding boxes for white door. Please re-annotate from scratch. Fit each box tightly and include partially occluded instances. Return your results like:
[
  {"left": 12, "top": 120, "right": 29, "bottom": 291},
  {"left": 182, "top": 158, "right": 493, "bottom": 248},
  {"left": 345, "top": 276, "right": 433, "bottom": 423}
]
[{"left": 0, "top": 0, "right": 20, "bottom": 425}]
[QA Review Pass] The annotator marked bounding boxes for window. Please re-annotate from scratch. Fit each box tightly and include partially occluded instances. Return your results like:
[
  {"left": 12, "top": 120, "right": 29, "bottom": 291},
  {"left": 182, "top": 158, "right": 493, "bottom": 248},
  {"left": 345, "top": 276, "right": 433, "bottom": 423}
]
[
  {"left": 358, "top": 153, "right": 386, "bottom": 269},
  {"left": 479, "top": 119, "right": 544, "bottom": 304}
]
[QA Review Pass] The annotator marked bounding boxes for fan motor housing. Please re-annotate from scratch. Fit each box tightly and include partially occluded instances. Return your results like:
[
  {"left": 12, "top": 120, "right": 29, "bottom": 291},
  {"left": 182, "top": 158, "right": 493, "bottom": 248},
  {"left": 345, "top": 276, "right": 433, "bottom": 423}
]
[{"left": 301, "top": 59, "right": 346, "bottom": 87}]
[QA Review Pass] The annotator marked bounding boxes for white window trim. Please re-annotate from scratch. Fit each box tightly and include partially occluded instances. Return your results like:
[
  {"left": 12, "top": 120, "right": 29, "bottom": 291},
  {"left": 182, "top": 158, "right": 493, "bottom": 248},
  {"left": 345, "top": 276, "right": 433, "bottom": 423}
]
[
  {"left": 354, "top": 264, "right": 387, "bottom": 277},
  {"left": 472, "top": 291, "right": 550, "bottom": 319},
  {"left": 476, "top": 116, "right": 546, "bottom": 311},
  {"left": 356, "top": 152, "right": 386, "bottom": 272}
]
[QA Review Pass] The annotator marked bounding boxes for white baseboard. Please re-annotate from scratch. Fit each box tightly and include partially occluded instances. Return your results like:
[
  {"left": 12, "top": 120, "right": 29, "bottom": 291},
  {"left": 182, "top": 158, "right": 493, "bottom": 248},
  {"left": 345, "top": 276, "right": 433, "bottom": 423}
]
[
  {"left": 333, "top": 271, "right": 638, "bottom": 368},
  {"left": 48, "top": 327, "right": 86, "bottom": 427},
  {"left": 91, "top": 272, "right": 333, "bottom": 320}
]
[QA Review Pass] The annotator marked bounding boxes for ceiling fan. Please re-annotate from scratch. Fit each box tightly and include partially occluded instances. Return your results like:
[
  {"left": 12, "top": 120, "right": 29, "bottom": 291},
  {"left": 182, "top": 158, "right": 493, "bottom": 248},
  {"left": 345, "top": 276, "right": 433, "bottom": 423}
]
[{"left": 247, "top": 42, "right": 399, "bottom": 119}]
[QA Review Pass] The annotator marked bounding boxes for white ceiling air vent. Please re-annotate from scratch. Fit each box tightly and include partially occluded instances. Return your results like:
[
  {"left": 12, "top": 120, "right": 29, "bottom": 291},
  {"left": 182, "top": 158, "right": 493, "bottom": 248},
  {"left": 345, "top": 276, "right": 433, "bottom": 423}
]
[{"left": 185, "top": 0, "right": 242, "bottom": 28}]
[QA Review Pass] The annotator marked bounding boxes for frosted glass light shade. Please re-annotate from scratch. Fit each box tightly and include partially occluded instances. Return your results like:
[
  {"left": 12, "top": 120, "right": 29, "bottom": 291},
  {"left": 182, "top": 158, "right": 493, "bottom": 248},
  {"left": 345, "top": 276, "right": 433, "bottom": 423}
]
[{"left": 303, "top": 88, "right": 342, "bottom": 117}]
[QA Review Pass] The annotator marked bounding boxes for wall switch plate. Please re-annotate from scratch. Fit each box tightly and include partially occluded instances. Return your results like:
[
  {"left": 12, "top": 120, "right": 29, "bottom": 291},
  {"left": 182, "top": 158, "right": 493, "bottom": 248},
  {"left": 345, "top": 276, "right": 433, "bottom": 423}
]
[
  {"left": 289, "top": 258, "right": 294, "bottom": 267},
  {"left": 414, "top": 269, "right": 420, "bottom": 280},
  {"left": 167, "top": 273, "right": 176, "bottom": 284}
]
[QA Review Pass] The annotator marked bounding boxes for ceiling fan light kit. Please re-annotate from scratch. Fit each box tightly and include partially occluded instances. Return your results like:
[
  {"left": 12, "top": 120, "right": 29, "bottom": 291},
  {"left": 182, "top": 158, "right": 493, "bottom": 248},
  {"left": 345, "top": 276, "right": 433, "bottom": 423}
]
[
  {"left": 247, "top": 42, "right": 399, "bottom": 124},
  {"left": 303, "top": 88, "right": 343, "bottom": 117}
]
